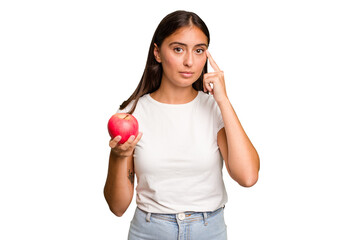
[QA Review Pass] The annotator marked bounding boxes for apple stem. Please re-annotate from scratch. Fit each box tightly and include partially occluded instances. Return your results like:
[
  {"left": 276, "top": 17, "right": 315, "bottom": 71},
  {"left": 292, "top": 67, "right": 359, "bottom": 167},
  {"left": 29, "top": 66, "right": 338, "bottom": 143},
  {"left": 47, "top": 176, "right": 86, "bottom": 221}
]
[{"left": 124, "top": 114, "right": 129, "bottom": 119}]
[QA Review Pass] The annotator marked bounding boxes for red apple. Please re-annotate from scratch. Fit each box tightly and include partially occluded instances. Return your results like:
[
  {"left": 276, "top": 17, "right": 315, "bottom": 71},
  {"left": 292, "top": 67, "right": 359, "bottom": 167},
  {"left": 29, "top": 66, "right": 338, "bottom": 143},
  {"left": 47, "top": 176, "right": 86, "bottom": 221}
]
[{"left": 107, "top": 113, "right": 139, "bottom": 144}]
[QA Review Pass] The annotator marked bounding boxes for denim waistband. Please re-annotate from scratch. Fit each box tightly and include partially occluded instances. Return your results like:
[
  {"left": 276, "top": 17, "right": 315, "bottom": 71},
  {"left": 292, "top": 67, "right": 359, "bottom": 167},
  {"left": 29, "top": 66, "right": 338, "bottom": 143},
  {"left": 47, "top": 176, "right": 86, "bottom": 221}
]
[{"left": 137, "top": 205, "right": 225, "bottom": 225}]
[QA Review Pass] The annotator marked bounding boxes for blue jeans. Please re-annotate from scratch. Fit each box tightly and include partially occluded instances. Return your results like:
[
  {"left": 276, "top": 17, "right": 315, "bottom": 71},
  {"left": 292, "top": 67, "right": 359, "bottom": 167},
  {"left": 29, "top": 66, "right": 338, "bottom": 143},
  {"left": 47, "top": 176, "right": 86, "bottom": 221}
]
[{"left": 128, "top": 206, "right": 227, "bottom": 240}]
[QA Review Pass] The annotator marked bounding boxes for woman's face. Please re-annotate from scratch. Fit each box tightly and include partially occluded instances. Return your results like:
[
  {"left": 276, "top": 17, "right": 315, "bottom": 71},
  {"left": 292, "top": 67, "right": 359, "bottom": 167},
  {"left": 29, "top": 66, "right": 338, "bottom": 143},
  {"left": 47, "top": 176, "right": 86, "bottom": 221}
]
[{"left": 154, "top": 26, "right": 208, "bottom": 87}]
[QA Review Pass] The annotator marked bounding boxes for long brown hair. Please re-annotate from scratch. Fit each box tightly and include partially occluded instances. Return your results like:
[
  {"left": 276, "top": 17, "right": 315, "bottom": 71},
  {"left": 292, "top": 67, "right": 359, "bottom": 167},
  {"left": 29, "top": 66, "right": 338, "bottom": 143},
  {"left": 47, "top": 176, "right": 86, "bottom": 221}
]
[{"left": 119, "top": 10, "right": 210, "bottom": 114}]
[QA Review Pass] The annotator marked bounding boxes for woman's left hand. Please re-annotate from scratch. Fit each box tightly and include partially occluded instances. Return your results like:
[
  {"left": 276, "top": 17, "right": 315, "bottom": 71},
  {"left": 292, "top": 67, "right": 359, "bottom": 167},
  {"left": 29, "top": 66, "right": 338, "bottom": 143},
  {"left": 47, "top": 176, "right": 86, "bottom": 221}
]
[{"left": 203, "top": 50, "right": 229, "bottom": 104}]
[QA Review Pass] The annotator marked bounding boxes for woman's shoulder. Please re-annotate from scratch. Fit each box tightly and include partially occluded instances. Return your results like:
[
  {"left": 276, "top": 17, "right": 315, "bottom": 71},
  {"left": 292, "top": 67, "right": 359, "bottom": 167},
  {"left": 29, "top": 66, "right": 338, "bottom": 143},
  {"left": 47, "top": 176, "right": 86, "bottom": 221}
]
[
  {"left": 197, "top": 91, "right": 218, "bottom": 108},
  {"left": 117, "top": 93, "right": 149, "bottom": 113}
]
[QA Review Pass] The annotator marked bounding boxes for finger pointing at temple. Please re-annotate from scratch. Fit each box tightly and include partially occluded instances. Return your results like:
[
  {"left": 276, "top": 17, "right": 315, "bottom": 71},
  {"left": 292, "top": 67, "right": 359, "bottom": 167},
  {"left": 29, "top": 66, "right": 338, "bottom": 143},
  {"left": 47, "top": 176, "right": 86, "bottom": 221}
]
[{"left": 206, "top": 50, "right": 221, "bottom": 72}]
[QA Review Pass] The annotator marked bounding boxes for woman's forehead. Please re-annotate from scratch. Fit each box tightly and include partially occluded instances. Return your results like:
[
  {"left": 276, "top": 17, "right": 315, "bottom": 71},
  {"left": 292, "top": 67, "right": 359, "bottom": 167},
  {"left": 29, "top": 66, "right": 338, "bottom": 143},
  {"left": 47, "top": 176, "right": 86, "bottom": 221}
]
[{"left": 164, "top": 26, "right": 208, "bottom": 46}]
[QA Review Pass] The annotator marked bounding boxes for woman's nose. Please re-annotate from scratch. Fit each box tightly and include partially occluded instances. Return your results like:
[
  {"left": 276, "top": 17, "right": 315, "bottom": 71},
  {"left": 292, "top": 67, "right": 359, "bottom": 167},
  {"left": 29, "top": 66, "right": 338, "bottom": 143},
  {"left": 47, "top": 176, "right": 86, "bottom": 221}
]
[{"left": 183, "top": 52, "right": 193, "bottom": 67}]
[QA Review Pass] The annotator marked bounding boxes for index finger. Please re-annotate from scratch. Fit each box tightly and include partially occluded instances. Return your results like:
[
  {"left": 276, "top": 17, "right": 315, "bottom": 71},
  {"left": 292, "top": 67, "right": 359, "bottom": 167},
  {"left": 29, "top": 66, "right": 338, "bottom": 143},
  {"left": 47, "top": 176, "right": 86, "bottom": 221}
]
[
  {"left": 206, "top": 50, "right": 221, "bottom": 72},
  {"left": 109, "top": 136, "right": 121, "bottom": 148}
]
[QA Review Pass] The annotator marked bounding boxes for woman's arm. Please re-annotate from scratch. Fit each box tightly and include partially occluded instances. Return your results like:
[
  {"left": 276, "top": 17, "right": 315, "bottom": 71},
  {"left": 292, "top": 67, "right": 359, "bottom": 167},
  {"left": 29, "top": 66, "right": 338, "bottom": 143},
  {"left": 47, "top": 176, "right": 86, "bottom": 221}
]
[
  {"left": 104, "top": 133, "right": 142, "bottom": 216},
  {"left": 203, "top": 50, "right": 259, "bottom": 187},
  {"left": 104, "top": 151, "right": 135, "bottom": 217},
  {"left": 217, "top": 99, "right": 260, "bottom": 187}
]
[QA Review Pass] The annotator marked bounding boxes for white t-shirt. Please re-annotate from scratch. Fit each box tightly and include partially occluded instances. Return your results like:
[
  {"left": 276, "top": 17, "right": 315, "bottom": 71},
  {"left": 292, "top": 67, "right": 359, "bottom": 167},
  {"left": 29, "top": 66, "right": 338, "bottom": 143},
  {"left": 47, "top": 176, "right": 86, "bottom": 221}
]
[{"left": 117, "top": 91, "right": 228, "bottom": 214}]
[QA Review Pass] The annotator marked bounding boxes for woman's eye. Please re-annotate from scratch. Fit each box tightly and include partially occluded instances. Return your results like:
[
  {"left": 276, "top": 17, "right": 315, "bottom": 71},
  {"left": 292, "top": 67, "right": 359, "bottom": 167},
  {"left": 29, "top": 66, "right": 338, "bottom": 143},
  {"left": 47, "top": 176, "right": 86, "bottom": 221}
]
[
  {"left": 195, "top": 49, "right": 204, "bottom": 54},
  {"left": 174, "top": 47, "right": 183, "bottom": 53}
]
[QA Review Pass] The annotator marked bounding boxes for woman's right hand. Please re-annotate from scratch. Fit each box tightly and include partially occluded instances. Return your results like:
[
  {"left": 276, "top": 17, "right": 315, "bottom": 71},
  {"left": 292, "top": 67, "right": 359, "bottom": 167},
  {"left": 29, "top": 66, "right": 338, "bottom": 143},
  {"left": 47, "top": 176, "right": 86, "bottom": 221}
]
[{"left": 109, "top": 132, "right": 143, "bottom": 158}]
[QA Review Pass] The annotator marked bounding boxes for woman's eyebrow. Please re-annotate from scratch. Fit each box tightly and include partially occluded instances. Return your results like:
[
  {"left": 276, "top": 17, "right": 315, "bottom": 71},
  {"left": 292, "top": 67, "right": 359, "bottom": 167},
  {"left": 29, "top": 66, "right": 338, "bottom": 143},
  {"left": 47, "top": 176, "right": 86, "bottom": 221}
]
[
  {"left": 195, "top": 43, "right": 208, "bottom": 48},
  {"left": 169, "top": 42, "right": 208, "bottom": 48}
]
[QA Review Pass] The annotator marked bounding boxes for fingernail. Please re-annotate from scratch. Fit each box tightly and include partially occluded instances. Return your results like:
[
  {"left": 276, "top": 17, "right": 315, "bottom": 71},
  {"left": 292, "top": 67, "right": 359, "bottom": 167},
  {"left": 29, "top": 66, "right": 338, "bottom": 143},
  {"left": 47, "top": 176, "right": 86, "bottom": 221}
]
[
  {"left": 116, "top": 136, "right": 121, "bottom": 140},
  {"left": 129, "top": 135, "right": 135, "bottom": 141}
]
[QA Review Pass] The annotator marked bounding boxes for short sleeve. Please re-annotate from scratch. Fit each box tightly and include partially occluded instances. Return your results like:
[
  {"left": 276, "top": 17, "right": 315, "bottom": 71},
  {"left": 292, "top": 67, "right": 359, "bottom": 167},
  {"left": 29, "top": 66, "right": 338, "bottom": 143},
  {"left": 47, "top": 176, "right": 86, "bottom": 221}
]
[{"left": 215, "top": 102, "right": 225, "bottom": 133}]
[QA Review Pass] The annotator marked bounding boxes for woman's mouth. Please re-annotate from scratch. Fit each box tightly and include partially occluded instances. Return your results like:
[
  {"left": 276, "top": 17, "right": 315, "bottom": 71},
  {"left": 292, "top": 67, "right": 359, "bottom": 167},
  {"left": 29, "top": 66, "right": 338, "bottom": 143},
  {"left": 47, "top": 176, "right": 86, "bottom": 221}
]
[{"left": 179, "top": 71, "right": 194, "bottom": 78}]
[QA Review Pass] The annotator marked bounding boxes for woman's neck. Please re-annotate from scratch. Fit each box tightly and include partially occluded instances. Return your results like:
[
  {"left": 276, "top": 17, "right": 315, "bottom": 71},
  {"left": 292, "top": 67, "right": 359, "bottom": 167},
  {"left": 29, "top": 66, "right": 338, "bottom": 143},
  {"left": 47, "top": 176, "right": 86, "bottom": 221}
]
[{"left": 150, "top": 87, "right": 198, "bottom": 104}]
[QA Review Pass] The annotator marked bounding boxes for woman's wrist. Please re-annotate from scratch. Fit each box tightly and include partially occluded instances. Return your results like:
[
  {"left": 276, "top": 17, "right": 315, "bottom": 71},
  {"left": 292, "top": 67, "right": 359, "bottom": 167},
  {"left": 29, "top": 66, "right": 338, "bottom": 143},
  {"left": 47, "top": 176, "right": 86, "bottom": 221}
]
[{"left": 110, "top": 149, "right": 129, "bottom": 161}]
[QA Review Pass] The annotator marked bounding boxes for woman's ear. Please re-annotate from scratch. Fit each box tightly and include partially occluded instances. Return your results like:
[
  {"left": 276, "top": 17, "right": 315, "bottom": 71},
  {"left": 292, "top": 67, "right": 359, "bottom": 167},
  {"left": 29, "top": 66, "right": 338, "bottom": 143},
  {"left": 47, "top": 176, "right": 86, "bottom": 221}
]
[{"left": 154, "top": 43, "right": 161, "bottom": 63}]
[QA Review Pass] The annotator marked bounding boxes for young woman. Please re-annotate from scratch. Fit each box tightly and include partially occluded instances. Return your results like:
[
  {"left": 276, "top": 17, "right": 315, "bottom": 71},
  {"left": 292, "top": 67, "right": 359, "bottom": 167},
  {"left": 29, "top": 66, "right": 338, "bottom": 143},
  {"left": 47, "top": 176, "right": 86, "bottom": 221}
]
[{"left": 104, "top": 10, "right": 260, "bottom": 240}]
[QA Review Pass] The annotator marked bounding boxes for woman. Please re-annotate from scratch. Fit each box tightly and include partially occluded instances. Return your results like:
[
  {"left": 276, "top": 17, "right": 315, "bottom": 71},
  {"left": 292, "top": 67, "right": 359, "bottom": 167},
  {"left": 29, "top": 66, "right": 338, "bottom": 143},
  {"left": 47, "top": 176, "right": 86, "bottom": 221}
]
[{"left": 104, "top": 10, "right": 260, "bottom": 240}]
